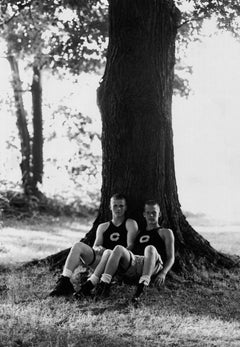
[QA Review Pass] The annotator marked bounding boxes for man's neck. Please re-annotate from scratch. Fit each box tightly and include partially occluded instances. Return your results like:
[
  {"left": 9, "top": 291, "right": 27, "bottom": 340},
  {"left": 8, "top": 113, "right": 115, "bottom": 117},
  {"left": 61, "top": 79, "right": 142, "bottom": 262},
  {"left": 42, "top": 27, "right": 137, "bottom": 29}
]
[
  {"left": 112, "top": 215, "right": 125, "bottom": 226},
  {"left": 146, "top": 223, "right": 160, "bottom": 231}
]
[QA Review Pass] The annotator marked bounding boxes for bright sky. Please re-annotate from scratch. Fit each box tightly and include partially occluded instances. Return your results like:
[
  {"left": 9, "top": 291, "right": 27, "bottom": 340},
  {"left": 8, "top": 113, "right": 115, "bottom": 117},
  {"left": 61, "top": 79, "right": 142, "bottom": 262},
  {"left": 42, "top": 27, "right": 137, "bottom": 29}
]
[
  {"left": 0, "top": 26, "right": 240, "bottom": 225},
  {"left": 173, "top": 31, "right": 240, "bottom": 224}
]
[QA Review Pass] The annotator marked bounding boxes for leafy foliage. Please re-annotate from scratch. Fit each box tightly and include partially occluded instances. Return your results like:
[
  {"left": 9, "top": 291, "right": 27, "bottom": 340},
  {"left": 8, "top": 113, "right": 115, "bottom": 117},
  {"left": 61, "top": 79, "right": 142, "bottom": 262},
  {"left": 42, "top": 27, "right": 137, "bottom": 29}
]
[
  {"left": 173, "top": 1, "right": 240, "bottom": 96},
  {"left": 0, "top": 0, "right": 108, "bottom": 73},
  {"left": 45, "top": 104, "right": 101, "bottom": 196},
  {"left": 177, "top": 0, "right": 240, "bottom": 34},
  {"left": 48, "top": 1, "right": 108, "bottom": 74}
]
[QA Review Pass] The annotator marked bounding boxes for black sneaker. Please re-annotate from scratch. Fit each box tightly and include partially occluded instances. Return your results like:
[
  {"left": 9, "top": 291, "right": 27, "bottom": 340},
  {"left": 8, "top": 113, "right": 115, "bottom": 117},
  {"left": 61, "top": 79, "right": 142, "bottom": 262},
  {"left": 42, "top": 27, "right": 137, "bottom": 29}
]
[
  {"left": 94, "top": 282, "right": 111, "bottom": 299},
  {"left": 131, "top": 283, "right": 145, "bottom": 304},
  {"left": 74, "top": 280, "right": 94, "bottom": 300},
  {"left": 49, "top": 276, "right": 75, "bottom": 297}
]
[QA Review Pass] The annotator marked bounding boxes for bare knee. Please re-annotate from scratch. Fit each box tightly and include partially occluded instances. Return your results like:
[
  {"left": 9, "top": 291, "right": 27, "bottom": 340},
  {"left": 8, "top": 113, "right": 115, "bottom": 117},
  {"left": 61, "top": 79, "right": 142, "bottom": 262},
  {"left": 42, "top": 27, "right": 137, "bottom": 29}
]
[
  {"left": 102, "top": 249, "right": 112, "bottom": 258},
  {"left": 71, "top": 241, "right": 91, "bottom": 259},
  {"left": 144, "top": 245, "right": 157, "bottom": 256},
  {"left": 112, "top": 245, "right": 125, "bottom": 257},
  {"left": 71, "top": 242, "right": 84, "bottom": 253}
]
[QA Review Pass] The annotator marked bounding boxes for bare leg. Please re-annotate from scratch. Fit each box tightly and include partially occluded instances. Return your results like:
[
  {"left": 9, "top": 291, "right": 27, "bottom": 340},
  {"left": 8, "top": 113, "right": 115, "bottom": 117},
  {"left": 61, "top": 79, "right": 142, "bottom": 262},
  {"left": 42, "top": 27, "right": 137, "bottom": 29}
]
[
  {"left": 102, "top": 245, "right": 131, "bottom": 280},
  {"left": 49, "top": 242, "right": 95, "bottom": 297},
  {"left": 140, "top": 245, "right": 159, "bottom": 284},
  {"left": 74, "top": 250, "right": 113, "bottom": 298},
  {"left": 132, "top": 246, "right": 159, "bottom": 303},
  {"left": 63, "top": 242, "right": 95, "bottom": 277},
  {"left": 92, "top": 249, "right": 112, "bottom": 280},
  {"left": 95, "top": 246, "right": 131, "bottom": 299}
]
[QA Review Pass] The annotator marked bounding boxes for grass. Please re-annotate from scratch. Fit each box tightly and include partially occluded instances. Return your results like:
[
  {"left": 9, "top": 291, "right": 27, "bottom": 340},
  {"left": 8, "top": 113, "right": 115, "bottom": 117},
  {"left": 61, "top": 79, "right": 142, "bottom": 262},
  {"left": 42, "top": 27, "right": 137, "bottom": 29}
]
[
  {"left": 0, "top": 215, "right": 91, "bottom": 264},
  {"left": 0, "top": 216, "right": 240, "bottom": 347}
]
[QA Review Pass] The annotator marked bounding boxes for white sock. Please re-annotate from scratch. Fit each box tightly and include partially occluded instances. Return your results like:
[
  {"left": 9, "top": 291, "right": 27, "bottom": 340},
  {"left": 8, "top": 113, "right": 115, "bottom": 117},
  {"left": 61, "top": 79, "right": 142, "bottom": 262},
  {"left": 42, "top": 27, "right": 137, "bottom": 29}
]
[
  {"left": 139, "top": 275, "right": 151, "bottom": 286},
  {"left": 62, "top": 268, "right": 73, "bottom": 278},
  {"left": 100, "top": 273, "right": 112, "bottom": 284},
  {"left": 88, "top": 274, "right": 99, "bottom": 286}
]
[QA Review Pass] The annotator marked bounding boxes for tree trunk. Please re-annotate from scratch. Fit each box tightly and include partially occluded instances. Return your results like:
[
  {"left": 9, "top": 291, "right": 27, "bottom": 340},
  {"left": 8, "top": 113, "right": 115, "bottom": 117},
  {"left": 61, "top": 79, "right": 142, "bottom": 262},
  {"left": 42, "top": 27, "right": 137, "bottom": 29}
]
[
  {"left": 83, "top": 0, "right": 237, "bottom": 272},
  {"left": 31, "top": 63, "right": 43, "bottom": 196},
  {"left": 7, "top": 53, "right": 31, "bottom": 194},
  {"left": 39, "top": 0, "right": 238, "bottom": 272}
]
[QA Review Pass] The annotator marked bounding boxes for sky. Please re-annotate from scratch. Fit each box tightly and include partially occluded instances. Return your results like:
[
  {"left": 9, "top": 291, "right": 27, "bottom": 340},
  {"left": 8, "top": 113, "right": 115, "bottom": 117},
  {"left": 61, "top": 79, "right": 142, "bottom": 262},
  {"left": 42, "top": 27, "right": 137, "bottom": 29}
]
[
  {"left": 173, "top": 31, "right": 240, "bottom": 224},
  {"left": 0, "top": 26, "right": 240, "bottom": 225}
]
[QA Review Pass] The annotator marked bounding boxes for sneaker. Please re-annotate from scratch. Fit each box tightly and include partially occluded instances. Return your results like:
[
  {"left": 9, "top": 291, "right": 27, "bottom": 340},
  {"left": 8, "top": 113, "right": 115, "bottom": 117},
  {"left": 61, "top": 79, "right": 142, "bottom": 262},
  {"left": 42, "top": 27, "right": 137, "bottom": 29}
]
[
  {"left": 74, "top": 280, "right": 94, "bottom": 300},
  {"left": 131, "top": 283, "right": 145, "bottom": 304},
  {"left": 49, "top": 276, "right": 75, "bottom": 297},
  {"left": 94, "top": 281, "right": 111, "bottom": 299}
]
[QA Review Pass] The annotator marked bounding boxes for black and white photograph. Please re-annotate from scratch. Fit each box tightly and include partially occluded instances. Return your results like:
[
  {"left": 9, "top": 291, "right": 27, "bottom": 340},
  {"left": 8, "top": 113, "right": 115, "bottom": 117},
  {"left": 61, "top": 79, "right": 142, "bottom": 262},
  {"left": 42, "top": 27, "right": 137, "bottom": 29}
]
[{"left": 0, "top": 1, "right": 239, "bottom": 346}]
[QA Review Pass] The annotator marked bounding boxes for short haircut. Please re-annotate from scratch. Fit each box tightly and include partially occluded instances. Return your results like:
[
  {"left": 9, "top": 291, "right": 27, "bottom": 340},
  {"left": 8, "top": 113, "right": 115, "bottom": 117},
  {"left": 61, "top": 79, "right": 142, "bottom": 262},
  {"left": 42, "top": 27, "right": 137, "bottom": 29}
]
[
  {"left": 111, "top": 193, "right": 127, "bottom": 202},
  {"left": 144, "top": 200, "right": 160, "bottom": 209}
]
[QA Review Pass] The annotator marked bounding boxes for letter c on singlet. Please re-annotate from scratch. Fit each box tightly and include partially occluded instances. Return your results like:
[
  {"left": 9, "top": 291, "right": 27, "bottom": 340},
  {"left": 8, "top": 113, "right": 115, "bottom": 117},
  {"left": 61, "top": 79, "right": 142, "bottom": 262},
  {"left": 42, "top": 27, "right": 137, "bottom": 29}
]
[
  {"left": 110, "top": 232, "right": 120, "bottom": 242},
  {"left": 139, "top": 235, "right": 150, "bottom": 243}
]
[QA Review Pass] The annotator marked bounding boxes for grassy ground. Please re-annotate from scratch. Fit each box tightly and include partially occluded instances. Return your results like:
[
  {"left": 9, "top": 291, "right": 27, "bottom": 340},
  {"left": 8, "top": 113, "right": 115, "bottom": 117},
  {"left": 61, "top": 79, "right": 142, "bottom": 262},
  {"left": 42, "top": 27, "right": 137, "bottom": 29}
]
[
  {"left": 0, "top": 216, "right": 240, "bottom": 347},
  {"left": 0, "top": 215, "right": 91, "bottom": 265}
]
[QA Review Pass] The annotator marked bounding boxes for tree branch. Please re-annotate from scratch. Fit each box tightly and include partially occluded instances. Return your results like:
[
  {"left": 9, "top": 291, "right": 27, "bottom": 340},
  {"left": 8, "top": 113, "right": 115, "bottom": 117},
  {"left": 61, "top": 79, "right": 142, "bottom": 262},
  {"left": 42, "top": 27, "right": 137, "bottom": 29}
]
[
  {"left": 0, "top": 0, "right": 34, "bottom": 26},
  {"left": 177, "top": 14, "right": 206, "bottom": 29}
]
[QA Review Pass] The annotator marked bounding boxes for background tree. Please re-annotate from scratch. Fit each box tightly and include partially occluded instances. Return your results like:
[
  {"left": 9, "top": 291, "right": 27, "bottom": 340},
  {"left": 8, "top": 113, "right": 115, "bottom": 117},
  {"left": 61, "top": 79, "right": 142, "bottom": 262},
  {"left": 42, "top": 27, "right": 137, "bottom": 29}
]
[
  {"left": 0, "top": 0, "right": 107, "bottom": 197},
  {"left": 6, "top": 51, "right": 31, "bottom": 192}
]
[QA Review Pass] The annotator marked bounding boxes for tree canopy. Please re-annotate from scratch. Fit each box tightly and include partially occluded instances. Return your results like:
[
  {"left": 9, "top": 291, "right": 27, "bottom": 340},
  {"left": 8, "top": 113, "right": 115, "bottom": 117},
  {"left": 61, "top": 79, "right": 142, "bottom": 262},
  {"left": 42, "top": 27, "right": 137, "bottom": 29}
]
[
  {"left": 4, "top": 0, "right": 239, "bottom": 96},
  {"left": 0, "top": 0, "right": 108, "bottom": 73}
]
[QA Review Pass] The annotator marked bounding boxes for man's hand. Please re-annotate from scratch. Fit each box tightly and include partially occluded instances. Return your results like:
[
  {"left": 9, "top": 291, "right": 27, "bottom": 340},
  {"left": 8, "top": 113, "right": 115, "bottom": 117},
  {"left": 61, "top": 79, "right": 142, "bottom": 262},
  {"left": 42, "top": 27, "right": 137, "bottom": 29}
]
[
  {"left": 154, "top": 271, "right": 166, "bottom": 287},
  {"left": 93, "top": 245, "right": 104, "bottom": 252}
]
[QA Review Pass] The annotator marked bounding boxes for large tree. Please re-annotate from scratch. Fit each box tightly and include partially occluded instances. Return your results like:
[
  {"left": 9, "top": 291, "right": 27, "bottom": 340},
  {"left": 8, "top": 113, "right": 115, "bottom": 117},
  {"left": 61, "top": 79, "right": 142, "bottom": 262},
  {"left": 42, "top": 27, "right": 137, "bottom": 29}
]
[{"left": 47, "top": 0, "right": 240, "bottom": 273}]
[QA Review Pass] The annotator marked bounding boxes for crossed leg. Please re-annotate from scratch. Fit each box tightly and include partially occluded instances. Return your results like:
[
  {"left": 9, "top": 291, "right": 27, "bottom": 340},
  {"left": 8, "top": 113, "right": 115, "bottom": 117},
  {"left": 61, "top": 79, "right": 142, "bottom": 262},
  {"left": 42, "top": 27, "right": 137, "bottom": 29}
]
[{"left": 49, "top": 242, "right": 96, "bottom": 297}]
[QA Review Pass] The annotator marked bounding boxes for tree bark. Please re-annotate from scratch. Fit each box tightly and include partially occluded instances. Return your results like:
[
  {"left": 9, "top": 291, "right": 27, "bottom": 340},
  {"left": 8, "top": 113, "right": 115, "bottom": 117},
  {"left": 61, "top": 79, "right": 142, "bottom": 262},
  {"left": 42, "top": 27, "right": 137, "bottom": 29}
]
[
  {"left": 31, "top": 62, "right": 43, "bottom": 195},
  {"left": 7, "top": 53, "right": 31, "bottom": 193}
]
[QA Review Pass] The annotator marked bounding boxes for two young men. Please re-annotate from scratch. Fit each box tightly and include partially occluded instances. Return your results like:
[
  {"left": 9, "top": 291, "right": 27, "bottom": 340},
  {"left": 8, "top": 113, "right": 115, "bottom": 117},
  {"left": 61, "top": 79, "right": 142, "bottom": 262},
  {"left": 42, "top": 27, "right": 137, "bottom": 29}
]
[
  {"left": 49, "top": 196, "right": 175, "bottom": 303},
  {"left": 49, "top": 193, "right": 138, "bottom": 297},
  {"left": 77, "top": 200, "right": 175, "bottom": 303}
]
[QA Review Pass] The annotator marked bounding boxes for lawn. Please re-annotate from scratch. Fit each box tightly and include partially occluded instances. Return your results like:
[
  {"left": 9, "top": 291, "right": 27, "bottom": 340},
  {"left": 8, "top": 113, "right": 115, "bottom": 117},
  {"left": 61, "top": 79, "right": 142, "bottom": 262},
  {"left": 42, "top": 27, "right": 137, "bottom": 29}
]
[{"left": 0, "top": 216, "right": 240, "bottom": 347}]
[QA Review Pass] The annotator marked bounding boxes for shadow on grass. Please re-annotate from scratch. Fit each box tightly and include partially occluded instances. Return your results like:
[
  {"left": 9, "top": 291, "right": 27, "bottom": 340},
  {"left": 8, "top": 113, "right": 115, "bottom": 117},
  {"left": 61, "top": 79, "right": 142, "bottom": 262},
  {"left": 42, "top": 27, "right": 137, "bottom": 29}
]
[
  {"left": 74, "top": 269, "right": 240, "bottom": 323},
  {"left": 1, "top": 265, "right": 240, "bottom": 347},
  {"left": 2, "top": 331, "right": 148, "bottom": 347}
]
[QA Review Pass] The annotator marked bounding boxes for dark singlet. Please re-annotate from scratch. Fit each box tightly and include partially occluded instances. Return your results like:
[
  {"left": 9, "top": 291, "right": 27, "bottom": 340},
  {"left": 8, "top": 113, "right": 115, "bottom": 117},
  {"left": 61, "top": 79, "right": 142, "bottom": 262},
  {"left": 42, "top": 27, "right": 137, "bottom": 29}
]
[
  {"left": 132, "top": 227, "right": 167, "bottom": 262},
  {"left": 102, "top": 220, "right": 128, "bottom": 250}
]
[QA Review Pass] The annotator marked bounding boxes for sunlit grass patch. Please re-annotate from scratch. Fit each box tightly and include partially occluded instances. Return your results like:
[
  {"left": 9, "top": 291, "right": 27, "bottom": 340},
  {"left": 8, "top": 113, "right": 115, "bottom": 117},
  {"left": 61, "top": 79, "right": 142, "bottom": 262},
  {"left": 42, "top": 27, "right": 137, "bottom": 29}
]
[
  {"left": 197, "top": 226, "right": 240, "bottom": 256},
  {"left": 0, "top": 216, "right": 91, "bottom": 264},
  {"left": 1, "top": 295, "right": 240, "bottom": 346}
]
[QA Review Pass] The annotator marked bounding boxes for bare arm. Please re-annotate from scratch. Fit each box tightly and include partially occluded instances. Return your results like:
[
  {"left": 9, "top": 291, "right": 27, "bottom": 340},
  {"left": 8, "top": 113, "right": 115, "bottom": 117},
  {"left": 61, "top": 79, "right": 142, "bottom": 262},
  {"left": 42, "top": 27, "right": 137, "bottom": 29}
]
[
  {"left": 155, "top": 228, "right": 175, "bottom": 286},
  {"left": 125, "top": 219, "right": 139, "bottom": 251},
  {"left": 93, "top": 222, "right": 110, "bottom": 249}
]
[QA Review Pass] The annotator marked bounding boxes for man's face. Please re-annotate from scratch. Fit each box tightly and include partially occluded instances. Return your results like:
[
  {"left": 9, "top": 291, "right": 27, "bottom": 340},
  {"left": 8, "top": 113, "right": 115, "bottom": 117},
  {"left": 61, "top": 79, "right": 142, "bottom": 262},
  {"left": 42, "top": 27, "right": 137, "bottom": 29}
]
[
  {"left": 110, "top": 198, "right": 127, "bottom": 218},
  {"left": 143, "top": 204, "right": 160, "bottom": 225}
]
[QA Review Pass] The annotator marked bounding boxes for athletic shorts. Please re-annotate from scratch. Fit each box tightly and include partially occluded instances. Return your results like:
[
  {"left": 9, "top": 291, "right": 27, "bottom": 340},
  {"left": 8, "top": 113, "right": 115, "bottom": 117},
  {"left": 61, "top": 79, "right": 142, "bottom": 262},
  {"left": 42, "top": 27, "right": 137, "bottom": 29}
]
[
  {"left": 119, "top": 251, "right": 163, "bottom": 283},
  {"left": 82, "top": 246, "right": 106, "bottom": 270}
]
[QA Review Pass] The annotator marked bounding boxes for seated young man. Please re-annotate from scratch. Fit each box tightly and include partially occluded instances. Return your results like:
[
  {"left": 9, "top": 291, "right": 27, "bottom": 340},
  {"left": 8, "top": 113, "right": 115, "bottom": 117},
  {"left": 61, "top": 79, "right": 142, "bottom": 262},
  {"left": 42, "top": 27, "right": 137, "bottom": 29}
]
[
  {"left": 49, "top": 193, "right": 138, "bottom": 297},
  {"left": 94, "top": 200, "right": 175, "bottom": 303}
]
